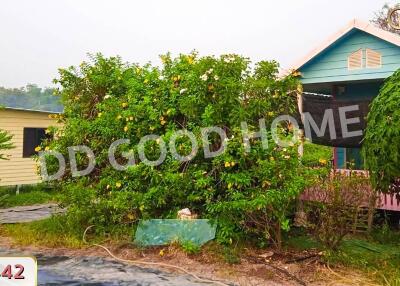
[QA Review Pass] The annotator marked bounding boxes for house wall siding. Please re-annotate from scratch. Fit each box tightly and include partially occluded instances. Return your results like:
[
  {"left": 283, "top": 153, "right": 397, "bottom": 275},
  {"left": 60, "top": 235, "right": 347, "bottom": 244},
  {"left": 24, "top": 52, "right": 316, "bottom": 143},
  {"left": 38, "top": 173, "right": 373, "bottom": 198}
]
[
  {"left": 336, "top": 147, "right": 346, "bottom": 169},
  {"left": 300, "top": 29, "right": 400, "bottom": 84},
  {"left": 0, "top": 109, "right": 59, "bottom": 186}
]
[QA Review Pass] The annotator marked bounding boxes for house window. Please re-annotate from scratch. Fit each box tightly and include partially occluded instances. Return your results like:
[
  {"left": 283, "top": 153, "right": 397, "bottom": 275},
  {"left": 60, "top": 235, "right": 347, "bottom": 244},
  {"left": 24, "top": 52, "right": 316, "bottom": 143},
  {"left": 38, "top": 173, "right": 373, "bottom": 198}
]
[
  {"left": 366, "top": 48, "right": 382, "bottom": 68},
  {"left": 22, "top": 128, "right": 47, "bottom": 158},
  {"left": 348, "top": 49, "right": 363, "bottom": 70}
]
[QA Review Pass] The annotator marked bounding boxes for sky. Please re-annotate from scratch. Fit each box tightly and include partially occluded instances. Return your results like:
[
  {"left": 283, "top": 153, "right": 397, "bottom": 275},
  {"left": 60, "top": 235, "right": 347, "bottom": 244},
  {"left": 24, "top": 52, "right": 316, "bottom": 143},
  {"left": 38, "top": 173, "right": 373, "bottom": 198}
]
[{"left": 0, "top": 0, "right": 396, "bottom": 88}]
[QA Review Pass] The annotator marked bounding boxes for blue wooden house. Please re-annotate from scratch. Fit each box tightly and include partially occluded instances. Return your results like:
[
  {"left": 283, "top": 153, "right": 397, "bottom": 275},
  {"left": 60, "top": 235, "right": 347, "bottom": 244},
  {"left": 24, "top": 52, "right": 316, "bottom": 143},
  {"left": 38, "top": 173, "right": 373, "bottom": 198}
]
[{"left": 292, "top": 19, "right": 400, "bottom": 170}]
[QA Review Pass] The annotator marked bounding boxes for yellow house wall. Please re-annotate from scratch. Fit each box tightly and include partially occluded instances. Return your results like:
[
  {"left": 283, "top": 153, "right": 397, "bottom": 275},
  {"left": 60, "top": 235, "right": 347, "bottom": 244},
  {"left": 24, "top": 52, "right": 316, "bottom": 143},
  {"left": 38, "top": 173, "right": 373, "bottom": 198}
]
[{"left": 0, "top": 109, "right": 59, "bottom": 186}]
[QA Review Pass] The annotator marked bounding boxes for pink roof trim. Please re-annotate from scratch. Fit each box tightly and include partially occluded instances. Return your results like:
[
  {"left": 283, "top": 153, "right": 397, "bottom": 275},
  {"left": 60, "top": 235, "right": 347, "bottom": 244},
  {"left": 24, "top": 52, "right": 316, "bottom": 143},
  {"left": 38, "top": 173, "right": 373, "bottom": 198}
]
[{"left": 290, "top": 19, "right": 400, "bottom": 72}]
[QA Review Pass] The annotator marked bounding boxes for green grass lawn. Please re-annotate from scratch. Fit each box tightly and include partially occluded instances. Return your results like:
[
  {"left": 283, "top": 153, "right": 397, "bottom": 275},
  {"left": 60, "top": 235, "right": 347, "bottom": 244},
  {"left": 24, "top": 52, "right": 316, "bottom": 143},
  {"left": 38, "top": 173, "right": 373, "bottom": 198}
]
[
  {"left": 0, "top": 184, "right": 81, "bottom": 246},
  {"left": 286, "top": 234, "right": 400, "bottom": 286},
  {"left": 1, "top": 217, "right": 83, "bottom": 248},
  {"left": 0, "top": 184, "right": 59, "bottom": 208},
  {"left": 329, "top": 239, "right": 400, "bottom": 285}
]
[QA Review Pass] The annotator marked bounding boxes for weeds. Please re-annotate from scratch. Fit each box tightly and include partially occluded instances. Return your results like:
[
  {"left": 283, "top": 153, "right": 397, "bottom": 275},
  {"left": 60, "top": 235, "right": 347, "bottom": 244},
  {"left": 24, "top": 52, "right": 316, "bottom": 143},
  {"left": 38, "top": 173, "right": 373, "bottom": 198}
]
[
  {"left": 371, "top": 220, "right": 400, "bottom": 245},
  {"left": 287, "top": 234, "right": 400, "bottom": 285},
  {"left": 179, "top": 240, "right": 201, "bottom": 255},
  {"left": 221, "top": 246, "right": 241, "bottom": 264}
]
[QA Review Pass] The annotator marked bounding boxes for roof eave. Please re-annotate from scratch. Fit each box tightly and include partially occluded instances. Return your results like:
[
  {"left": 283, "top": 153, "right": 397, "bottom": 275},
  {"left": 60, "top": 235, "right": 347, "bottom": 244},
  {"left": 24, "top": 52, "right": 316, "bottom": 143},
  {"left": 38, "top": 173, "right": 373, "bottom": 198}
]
[{"left": 3, "top": 107, "right": 62, "bottom": 114}]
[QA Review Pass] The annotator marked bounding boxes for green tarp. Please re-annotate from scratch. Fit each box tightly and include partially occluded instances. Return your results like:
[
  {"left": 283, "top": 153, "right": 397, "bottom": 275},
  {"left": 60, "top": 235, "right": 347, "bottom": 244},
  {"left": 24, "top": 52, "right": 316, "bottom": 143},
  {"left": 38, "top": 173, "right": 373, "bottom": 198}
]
[{"left": 134, "top": 219, "right": 216, "bottom": 246}]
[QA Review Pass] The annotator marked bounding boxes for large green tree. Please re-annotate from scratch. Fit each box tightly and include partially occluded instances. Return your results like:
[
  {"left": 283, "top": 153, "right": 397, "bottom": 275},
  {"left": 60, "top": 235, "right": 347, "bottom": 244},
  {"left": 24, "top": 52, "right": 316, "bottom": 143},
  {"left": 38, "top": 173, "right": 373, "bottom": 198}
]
[{"left": 43, "top": 53, "right": 315, "bottom": 248}]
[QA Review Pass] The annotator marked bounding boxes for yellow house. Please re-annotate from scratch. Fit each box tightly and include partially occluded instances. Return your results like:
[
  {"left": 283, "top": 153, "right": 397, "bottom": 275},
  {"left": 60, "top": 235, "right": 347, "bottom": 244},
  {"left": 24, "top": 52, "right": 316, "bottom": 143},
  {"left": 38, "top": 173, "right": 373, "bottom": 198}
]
[{"left": 0, "top": 107, "right": 60, "bottom": 186}]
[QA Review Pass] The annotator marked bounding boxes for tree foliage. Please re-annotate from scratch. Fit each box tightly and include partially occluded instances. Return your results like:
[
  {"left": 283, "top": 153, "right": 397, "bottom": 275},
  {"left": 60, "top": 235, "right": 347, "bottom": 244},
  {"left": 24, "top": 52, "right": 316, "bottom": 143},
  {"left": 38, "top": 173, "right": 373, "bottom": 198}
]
[
  {"left": 363, "top": 69, "right": 400, "bottom": 193},
  {"left": 0, "top": 84, "right": 53, "bottom": 97},
  {"left": 43, "top": 53, "right": 313, "bottom": 247},
  {"left": 371, "top": 3, "right": 400, "bottom": 35},
  {"left": 0, "top": 84, "right": 61, "bottom": 112}
]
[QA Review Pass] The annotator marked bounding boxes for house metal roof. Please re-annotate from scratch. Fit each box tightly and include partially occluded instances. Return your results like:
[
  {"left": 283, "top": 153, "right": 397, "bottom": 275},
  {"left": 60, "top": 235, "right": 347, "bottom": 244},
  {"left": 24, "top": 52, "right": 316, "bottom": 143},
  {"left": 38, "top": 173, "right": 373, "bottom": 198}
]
[
  {"left": 3, "top": 106, "right": 62, "bottom": 114},
  {"left": 0, "top": 94, "right": 63, "bottom": 114}
]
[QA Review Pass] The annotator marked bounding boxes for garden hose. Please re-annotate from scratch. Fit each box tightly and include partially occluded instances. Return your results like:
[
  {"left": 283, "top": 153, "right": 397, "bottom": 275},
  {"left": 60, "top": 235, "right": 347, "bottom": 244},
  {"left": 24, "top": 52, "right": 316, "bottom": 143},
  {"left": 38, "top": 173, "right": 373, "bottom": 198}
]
[{"left": 83, "top": 226, "right": 231, "bottom": 286}]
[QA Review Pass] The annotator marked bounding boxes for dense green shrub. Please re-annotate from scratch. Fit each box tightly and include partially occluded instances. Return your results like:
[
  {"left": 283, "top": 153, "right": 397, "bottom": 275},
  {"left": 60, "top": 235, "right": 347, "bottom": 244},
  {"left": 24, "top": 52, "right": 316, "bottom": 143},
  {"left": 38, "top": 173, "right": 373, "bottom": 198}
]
[
  {"left": 301, "top": 142, "right": 332, "bottom": 167},
  {"left": 363, "top": 69, "right": 400, "bottom": 193},
  {"left": 42, "top": 53, "right": 314, "bottom": 247}
]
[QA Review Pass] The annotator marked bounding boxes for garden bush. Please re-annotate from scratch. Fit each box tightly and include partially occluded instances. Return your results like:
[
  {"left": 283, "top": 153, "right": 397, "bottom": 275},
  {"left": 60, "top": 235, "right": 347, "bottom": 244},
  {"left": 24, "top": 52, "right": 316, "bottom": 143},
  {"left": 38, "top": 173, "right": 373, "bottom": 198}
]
[
  {"left": 305, "top": 173, "right": 373, "bottom": 250},
  {"left": 301, "top": 142, "right": 332, "bottom": 167},
  {"left": 41, "top": 53, "right": 314, "bottom": 247}
]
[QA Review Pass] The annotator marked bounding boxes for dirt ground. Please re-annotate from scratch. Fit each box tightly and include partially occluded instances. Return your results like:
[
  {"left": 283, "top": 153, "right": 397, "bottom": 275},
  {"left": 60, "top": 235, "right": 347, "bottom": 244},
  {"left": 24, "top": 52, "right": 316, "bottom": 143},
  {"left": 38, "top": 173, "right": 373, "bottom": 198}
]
[{"left": 0, "top": 236, "right": 379, "bottom": 286}]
